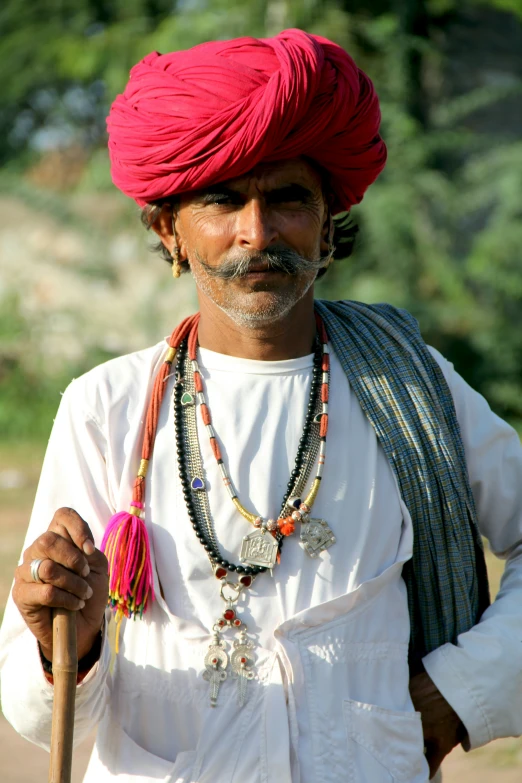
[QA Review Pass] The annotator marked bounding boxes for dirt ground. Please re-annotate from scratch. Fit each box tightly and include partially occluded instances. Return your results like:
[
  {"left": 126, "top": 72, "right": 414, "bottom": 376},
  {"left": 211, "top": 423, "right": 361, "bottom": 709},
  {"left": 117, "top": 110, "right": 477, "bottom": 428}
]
[{"left": 1, "top": 443, "right": 521, "bottom": 782}]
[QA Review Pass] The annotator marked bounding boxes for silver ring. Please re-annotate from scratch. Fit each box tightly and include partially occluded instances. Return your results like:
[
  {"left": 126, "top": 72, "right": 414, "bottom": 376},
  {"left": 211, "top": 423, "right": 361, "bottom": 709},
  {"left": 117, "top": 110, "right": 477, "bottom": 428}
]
[{"left": 30, "top": 558, "right": 45, "bottom": 584}]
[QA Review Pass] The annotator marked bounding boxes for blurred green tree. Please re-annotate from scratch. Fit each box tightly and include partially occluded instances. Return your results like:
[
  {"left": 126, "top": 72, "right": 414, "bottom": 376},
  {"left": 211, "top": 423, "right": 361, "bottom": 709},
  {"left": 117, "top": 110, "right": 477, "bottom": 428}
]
[{"left": 1, "top": 0, "right": 522, "bottom": 436}]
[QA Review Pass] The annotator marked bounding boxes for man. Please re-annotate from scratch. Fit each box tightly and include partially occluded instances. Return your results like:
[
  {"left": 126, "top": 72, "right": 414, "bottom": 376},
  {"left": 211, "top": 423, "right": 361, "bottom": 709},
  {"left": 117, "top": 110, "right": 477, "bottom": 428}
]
[{"left": 1, "top": 29, "right": 522, "bottom": 783}]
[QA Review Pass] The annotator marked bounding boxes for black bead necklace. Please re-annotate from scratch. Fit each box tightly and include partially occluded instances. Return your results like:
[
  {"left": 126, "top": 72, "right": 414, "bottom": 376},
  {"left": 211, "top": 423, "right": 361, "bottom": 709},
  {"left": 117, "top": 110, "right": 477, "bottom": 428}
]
[{"left": 173, "top": 336, "right": 323, "bottom": 575}]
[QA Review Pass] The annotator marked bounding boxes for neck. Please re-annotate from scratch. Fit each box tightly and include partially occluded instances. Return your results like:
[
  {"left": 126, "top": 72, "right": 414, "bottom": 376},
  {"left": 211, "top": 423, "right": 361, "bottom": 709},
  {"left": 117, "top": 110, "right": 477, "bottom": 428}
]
[{"left": 196, "top": 289, "right": 317, "bottom": 360}]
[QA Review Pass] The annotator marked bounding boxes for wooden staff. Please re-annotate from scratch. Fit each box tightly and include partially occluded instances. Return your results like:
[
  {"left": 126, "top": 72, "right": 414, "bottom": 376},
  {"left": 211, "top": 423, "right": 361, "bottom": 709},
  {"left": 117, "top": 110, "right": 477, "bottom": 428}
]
[{"left": 49, "top": 608, "right": 77, "bottom": 783}]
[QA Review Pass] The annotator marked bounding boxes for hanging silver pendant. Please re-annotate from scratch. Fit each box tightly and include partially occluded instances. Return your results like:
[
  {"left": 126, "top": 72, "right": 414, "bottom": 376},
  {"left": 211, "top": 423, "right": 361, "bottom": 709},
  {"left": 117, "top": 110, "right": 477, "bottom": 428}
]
[
  {"left": 240, "top": 528, "right": 279, "bottom": 569},
  {"left": 202, "top": 579, "right": 258, "bottom": 708},
  {"left": 202, "top": 633, "right": 228, "bottom": 707},
  {"left": 231, "top": 632, "right": 255, "bottom": 707},
  {"left": 300, "top": 517, "right": 336, "bottom": 558}
]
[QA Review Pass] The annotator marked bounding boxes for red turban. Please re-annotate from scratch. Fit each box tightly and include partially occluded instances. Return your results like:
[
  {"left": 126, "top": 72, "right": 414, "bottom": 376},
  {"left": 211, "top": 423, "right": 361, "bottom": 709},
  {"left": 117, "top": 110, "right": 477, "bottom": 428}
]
[{"left": 107, "top": 29, "right": 387, "bottom": 213}]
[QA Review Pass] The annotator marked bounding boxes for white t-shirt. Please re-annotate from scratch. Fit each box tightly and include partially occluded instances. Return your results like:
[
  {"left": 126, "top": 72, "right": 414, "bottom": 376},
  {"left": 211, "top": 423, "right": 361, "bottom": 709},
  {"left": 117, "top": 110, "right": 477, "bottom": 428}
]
[
  {"left": 2, "top": 337, "right": 522, "bottom": 783},
  {"left": 153, "top": 346, "right": 408, "bottom": 650}
]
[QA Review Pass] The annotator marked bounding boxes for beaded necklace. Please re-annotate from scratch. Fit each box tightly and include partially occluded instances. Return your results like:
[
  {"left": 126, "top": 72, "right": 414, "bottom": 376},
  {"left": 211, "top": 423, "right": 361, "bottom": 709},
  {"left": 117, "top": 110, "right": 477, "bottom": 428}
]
[
  {"left": 173, "top": 316, "right": 335, "bottom": 706},
  {"left": 100, "top": 311, "right": 335, "bottom": 705},
  {"left": 185, "top": 316, "right": 335, "bottom": 568},
  {"left": 176, "top": 335, "right": 324, "bottom": 578},
  {"left": 174, "top": 339, "right": 322, "bottom": 704}
]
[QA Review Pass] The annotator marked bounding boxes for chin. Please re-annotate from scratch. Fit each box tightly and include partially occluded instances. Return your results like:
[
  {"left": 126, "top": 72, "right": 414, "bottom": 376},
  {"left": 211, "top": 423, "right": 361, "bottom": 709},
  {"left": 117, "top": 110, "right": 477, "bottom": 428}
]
[{"left": 218, "top": 286, "right": 309, "bottom": 328}]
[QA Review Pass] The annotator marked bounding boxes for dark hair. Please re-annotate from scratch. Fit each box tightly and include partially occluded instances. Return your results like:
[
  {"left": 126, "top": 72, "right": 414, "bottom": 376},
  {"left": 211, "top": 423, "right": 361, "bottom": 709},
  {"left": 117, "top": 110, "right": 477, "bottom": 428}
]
[
  {"left": 140, "top": 199, "right": 358, "bottom": 278},
  {"left": 141, "top": 197, "right": 189, "bottom": 271}
]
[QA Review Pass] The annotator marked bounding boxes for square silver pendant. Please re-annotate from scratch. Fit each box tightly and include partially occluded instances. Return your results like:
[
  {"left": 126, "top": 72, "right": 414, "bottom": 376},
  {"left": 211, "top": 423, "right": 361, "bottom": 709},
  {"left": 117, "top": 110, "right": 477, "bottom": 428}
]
[
  {"left": 300, "top": 518, "right": 336, "bottom": 558},
  {"left": 240, "top": 529, "right": 279, "bottom": 569}
]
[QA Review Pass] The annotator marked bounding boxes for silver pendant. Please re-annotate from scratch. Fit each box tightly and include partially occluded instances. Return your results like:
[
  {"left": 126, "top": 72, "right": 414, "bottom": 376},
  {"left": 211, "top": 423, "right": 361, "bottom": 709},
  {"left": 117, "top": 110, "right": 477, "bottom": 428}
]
[
  {"left": 300, "top": 518, "right": 336, "bottom": 558},
  {"left": 203, "top": 579, "right": 257, "bottom": 709},
  {"left": 240, "top": 528, "right": 279, "bottom": 569},
  {"left": 231, "top": 633, "right": 255, "bottom": 707},
  {"left": 202, "top": 634, "right": 228, "bottom": 707}
]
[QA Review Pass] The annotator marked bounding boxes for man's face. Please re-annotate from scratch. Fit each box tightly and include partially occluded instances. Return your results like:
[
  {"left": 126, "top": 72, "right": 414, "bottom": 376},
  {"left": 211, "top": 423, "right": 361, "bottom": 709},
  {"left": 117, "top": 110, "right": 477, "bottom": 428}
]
[{"left": 163, "top": 158, "right": 330, "bottom": 327}]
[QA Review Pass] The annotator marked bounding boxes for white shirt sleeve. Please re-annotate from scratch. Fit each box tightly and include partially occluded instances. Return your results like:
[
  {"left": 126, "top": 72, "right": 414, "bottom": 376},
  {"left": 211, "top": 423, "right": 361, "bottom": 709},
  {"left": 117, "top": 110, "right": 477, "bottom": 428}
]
[
  {"left": 422, "top": 347, "right": 522, "bottom": 749},
  {"left": 0, "top": 381, "right": 114, "bottom": 751}
]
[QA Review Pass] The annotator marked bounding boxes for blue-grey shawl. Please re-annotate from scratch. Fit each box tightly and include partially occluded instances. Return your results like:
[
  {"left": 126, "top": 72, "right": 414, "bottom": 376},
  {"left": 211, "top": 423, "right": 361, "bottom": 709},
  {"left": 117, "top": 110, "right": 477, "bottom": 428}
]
[{"left": 315, "top": 299, "right": 490, "bottom": 664}]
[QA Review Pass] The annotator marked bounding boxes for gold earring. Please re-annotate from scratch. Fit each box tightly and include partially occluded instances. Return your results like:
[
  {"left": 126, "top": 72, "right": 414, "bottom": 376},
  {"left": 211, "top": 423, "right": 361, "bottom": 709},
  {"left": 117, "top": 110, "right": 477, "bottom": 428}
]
[
  {"left": 325, "top": 218, "right": 335, "bottom": 267},
  {"left": 326, "top": 238, "right": 336, "bottom": 267},
  {"left": 172, "top": 245, "right": 182, "bottom": 278}
]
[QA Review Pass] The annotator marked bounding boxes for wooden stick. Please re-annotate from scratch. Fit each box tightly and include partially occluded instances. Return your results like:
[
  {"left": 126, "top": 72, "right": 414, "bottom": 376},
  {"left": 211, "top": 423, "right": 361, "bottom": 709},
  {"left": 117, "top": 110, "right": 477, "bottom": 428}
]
[{"left": 49, "top": 608, "right": 77, "bottom": 783}]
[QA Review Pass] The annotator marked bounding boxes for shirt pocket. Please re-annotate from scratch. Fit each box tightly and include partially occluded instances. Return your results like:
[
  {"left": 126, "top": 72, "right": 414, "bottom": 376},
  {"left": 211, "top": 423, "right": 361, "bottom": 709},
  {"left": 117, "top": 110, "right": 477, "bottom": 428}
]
[
  {"left": 85, "top": 719, "right": 197, "bottom": 783},
  {"left": 343, "top": 699, "right": 428, "bottom": 783}
]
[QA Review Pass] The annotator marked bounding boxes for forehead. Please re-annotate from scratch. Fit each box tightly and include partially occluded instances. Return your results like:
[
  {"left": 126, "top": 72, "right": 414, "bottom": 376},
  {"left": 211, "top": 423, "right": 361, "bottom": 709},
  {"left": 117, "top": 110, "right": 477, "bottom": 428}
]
[{"left": 210, "top": 157, "right": 324, "bottom": 191}]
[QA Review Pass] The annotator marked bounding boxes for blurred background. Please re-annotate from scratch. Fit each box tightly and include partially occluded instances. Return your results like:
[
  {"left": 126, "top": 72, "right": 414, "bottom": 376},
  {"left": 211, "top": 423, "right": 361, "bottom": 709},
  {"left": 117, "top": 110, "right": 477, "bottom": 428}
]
[{"left": 1, "top": 0, "right": 522, "bottom": 780}]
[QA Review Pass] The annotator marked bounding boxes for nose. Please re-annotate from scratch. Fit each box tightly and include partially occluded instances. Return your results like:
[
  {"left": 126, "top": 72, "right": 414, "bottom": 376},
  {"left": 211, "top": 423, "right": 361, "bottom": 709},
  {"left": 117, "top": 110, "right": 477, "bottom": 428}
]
[{"left": 235, "top": 198, "right": 278, "bottom": 252}]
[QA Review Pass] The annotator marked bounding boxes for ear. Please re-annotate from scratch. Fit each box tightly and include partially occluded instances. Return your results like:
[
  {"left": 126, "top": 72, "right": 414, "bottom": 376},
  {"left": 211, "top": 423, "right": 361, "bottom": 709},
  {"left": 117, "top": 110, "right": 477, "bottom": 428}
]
[
  {"left": 150, "top": 205, "right": 187, "bottom": 260},
  {"left": 319, "top": 197, "right": 334, "bottom": 255}
]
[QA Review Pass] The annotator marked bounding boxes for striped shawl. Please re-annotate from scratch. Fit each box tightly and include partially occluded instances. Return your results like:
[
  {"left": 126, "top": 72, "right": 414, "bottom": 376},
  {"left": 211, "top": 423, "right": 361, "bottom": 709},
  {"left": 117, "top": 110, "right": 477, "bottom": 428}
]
[{"left": 315, "top": 299, "right": 490, "bottom": 664}]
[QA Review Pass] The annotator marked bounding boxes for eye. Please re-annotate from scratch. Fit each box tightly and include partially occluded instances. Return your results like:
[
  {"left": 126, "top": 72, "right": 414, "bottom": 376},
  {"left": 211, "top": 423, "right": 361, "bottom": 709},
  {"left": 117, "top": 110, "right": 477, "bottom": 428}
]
[
  {"left": 205, "top": 195, "right": 231, "bottom": 205},
  {"left": 202, "top": 190, "right": 242, "bottom": 206},
  {"left": 267, "top": 186, "right": 312, "bottom": 205}
]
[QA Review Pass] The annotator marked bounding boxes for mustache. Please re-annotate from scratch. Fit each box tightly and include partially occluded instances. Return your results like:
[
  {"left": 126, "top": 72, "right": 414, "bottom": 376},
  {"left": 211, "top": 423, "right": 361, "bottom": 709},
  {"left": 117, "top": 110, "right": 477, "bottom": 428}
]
[{"left": 195, "top": 247, "right": 329, "bottom": 280}]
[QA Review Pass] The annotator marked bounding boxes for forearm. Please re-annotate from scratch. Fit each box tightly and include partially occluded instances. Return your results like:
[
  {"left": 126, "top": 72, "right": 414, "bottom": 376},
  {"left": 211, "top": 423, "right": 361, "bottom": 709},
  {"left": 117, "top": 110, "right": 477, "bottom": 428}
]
[
  {"left": 424, "top": 350, "right": 522, "bottom": 748},
  {"left": 423, "top": 547, "right": 522, "bottom": 749},
  {"left": 1, "top": 611, "right": 111, "bottom": 751}
]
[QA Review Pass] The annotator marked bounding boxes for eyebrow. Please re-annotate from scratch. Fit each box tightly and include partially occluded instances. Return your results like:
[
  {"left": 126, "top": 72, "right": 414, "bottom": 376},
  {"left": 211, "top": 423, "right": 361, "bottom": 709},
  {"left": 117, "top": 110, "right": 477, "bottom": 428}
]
[{"left": 197, "top": 183, "right": 315, "bottom": 202}]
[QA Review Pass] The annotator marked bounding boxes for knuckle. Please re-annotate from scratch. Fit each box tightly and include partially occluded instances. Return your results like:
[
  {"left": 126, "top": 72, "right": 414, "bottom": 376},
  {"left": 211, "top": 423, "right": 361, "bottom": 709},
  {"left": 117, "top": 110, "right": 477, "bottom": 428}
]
[
  {"left": 40, "top": 531, "right": 57, "bottom": 550},
  {"left": 41, "top": 584, "right": 57, "bottom": 605},
  {"left": 53, "top": 506, "right": 76, "bottom": 522},
  {"left": 38, "top": 559, "right": 55, "bottom": 582},
  {"left": 69, "top": 551, "right": 86, "bottom": 573},
  {"left": 54, "top": 507, "right": 85, "bottom": 530},
  {"left": 22, "top": 546, "right": 32, "bottom": 563},
  {"left": 12, "top": 582, "right": 21, "bottom": 604}
]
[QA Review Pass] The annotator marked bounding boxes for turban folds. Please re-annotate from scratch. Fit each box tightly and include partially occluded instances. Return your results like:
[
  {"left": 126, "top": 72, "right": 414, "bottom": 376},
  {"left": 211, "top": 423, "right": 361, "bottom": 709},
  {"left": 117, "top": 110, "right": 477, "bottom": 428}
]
[{"left": 107, "top": 29, "right": 387, "bottom": 213}]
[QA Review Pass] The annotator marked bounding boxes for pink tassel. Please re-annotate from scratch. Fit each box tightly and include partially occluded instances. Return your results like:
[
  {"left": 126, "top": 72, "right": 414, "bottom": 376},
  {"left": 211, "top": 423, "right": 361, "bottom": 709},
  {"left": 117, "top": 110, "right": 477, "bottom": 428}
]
[{"left": 101, "top": 502, "right": 155, "bottom": 620}]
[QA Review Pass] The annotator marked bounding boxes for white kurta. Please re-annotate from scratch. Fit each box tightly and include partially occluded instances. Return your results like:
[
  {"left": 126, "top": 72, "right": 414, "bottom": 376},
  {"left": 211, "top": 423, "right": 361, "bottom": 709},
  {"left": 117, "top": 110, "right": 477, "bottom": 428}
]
[{"left": 2, "top": 337, "right": 522, "bottom": 783}]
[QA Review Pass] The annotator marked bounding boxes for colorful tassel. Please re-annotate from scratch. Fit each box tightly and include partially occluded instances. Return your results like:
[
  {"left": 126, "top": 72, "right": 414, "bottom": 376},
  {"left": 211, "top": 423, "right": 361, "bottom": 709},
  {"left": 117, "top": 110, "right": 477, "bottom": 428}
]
[
  {"left": 101, "top": 501, "right": 155, "bottom": 622},
  {"left": 100, "top": 314, "right": 199, "bottom": 637}
]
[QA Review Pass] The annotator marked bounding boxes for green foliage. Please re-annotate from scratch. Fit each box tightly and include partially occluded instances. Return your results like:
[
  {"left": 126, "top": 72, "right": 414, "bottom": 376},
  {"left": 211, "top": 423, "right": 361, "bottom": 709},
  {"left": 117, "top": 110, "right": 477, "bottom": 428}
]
[
  {"left": 316, "top": 9, "right": 522, "bottom": 427},
  {"left": 2, "top": 0, "right": 522, "bottom": 437},
  {"left": 432, "top": 0, "right": 522, "bottom": 18}
]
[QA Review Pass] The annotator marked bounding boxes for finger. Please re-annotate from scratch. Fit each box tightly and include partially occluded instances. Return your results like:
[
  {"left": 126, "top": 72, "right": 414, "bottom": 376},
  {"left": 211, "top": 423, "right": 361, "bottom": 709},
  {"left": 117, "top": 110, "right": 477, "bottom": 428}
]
[
  {"left": 23, "top": 531, "right": 89, "bottom": 577},
  {"left": 18, "top": 582, "right": 86, "bottom": 612},
  {"left": 18, "top": 559, "right": 93, "bottom": 600},
  {"left": 48, "top": 507, "right": 96, "bottom": 556},
  {"left": 84, "top": 547, "right": 109, "bottom": 576}
]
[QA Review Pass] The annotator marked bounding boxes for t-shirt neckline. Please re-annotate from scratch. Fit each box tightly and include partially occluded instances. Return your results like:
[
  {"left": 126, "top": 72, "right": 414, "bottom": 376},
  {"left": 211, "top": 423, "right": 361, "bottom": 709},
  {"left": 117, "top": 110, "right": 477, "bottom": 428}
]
[{"left": 196, "top": 346, "right": 315, "bottom": 375}]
